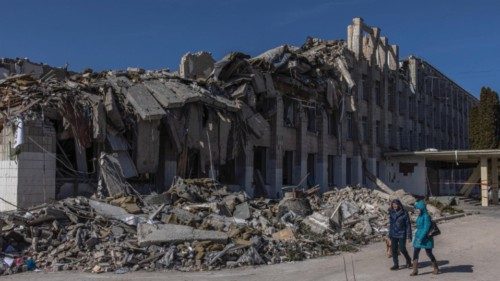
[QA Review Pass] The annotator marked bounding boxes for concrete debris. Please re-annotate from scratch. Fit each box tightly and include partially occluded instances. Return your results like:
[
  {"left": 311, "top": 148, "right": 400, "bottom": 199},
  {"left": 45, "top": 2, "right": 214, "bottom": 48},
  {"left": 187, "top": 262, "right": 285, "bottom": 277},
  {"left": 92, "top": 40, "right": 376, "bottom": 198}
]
[
  {"left": 0, "top": 179, "right": 464, "bottom": 275},
  {"left": 137, "top": 223, "right": 228, "bottom": 247},
  {"left": 233, "top": 202, "right": 252, "bottom": 220},
  {"left": 0, "top": 19, "right": 470, "bottom": 276},
  {"left": 302, "top": 212, "right": 332, "bottom": 234},
  {"left": 271, "top": 228, "right": 296, "bottom": 241},
  {"left": 340, "top": 201, "right": 359, "bottom": 220},
  {"left": 179, "top": 52, "right": 215, "bottom": 80},
  {"left": 278, "top": 196, "right": 313, "bottom": 217},
  {"left": 1, "top": 31, "right": 419, "bottom": 215}
]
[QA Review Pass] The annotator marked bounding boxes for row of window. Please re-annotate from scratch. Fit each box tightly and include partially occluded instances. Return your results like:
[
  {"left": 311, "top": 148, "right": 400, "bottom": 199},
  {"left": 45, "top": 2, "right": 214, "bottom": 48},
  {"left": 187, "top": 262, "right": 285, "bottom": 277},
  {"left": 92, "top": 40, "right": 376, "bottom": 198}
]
[
  {"left": 282, "top": 150, "right": 380, "bottom": 187},
  {"left": 283, "top": 97, "right": 467, "bottom": 150}
]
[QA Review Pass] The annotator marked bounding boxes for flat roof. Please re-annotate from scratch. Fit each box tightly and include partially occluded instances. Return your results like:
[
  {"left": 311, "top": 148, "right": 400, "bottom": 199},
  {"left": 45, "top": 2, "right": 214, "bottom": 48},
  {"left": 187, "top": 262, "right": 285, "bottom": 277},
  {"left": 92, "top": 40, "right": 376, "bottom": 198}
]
[{"left": 385, "top": 149, "right": 500, "bottom": 163}]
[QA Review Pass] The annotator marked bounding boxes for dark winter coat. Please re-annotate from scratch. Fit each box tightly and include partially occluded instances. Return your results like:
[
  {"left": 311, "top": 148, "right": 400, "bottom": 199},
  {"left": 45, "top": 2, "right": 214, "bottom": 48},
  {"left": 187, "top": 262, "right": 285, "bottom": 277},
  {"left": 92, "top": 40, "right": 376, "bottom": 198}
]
[
  {"left": 413, "top": 200, "right": 434, "bottom": 249},
  {"left": 389, "top": 199, "right": 412, "bottom": 240}
]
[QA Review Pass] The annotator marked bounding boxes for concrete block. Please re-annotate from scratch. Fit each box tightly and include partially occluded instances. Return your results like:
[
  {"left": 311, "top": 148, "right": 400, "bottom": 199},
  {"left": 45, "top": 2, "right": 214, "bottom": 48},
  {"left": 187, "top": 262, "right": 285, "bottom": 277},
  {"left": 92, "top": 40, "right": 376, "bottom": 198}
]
[
  {"left": 233, "top": 202, "right": 252, "bottom": 220},
  {"left": 137, "top": 223, "right": 228, "bottom": 247},
  {"left": 89, "top": 199, "right": 143, "bottom": 226}
]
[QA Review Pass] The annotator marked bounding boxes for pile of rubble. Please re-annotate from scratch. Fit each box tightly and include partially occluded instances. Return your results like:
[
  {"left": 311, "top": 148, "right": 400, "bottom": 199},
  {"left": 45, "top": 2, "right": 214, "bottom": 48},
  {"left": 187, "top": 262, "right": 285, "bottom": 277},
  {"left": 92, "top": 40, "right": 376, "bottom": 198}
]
[
  {"left": 0, "top": 37, "right": 360, "bottom": 205},
  {"left": 0, "top": 179, "right": 451, "bottom": 275}
]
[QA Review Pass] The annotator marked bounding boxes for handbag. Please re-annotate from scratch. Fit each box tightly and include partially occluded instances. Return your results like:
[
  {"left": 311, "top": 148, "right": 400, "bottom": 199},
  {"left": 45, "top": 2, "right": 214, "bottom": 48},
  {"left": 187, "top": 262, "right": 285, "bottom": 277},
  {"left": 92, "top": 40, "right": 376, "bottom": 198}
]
[{"left": 428, "top": 220, "right": 441, "bottom": 237}]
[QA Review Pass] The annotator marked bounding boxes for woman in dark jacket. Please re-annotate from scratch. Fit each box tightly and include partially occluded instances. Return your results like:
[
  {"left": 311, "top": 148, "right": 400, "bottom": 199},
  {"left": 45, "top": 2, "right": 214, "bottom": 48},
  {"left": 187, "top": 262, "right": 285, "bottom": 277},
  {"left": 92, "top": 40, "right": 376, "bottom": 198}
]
[
  {"left": 388, "top": 199, "right": 412, "bottom": 270},
  {"left": 410, "top": 200, "right": 439, "bottom": 276}
]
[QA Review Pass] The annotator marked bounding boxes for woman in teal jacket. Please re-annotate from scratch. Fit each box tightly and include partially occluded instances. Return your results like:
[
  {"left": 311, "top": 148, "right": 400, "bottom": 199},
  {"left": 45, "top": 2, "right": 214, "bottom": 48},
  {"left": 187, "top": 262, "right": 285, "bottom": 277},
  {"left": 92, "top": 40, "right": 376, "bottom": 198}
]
[{"left": 411, "top": 200, "right": 439, "bottom": 276}]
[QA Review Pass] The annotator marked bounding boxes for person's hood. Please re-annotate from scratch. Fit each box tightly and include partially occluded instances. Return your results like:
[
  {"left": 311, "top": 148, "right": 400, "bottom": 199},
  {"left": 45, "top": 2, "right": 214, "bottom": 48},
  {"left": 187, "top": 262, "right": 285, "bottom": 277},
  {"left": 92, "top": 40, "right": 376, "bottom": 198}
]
[
  {"left": 391, "top": 199, "right": 404, "bottom": 210},
  {"left": 415, "top": 200, "right": 427, "bottom": 213}
]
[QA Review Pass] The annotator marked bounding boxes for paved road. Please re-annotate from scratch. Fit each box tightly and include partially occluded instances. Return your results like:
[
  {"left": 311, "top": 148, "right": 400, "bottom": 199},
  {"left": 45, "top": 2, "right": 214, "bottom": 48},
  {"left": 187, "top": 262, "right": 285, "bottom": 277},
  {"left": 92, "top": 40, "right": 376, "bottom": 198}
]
[{"left": 4, "top": 212, "right": 499, "bottom": 281}]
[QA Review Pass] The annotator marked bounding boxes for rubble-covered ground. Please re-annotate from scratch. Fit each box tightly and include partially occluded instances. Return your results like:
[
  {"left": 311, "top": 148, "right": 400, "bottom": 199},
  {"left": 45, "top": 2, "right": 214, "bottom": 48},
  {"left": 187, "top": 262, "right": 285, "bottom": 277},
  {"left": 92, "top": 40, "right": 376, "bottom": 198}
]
[{"left": 0, "top": 179, "right": 456, "bottom": 275}]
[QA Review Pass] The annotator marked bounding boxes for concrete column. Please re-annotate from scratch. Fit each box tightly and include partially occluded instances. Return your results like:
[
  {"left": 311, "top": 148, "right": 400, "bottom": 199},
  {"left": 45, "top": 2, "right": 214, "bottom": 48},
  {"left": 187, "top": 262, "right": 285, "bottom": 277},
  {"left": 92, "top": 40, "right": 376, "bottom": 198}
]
[
  {"left": 268, "top": 97, "right": 283, "bottom": 198},
  {"left": 366, "top": 157, "right": 377, "bottom": 188},
  {"left": 350, "top": 17, "right": 364, "bottom": 59},
  {"left": 295, "top": 108, "right": 307, "bottom": 188},
  {"left": 317, "top": 111, "right": 328, "bottom": 192},
  {"left": 368, "top": 67, "right": 376, "bottom": 156},
  {"left": 334, "top": 154, "right": 346, "bottom": 187},
  {"left": 242, "top": 144, "right": 254, "bottom": 198},
  {"left": 347, "top": 24, "right": 353, "bottom": 50},
  {"left": 492, "top": 157, "right": 499, "bottom": 205},
  {"left": 480, "top": 157, "right": 489, "bottom": 207},
  {"left": 352, "top": 155, "right": 363, "bottom": 185}
]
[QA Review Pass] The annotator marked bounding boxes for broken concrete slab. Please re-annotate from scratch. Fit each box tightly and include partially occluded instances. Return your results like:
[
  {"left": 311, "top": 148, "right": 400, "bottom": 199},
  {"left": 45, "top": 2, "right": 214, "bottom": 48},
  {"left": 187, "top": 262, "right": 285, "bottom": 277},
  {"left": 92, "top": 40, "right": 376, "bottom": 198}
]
[
  {"left": 179, "top": 51, "right": 215, "bottom": 80},
  {"left": 302, "top": 212, "right": 332, "bottom": 234},
  {"left": 233, "top": 202, "right": 252, "bottom": 220},
  {"left": 278, "top": 197, "right": 312, "bottom": 217},
  {"left": 340, "top": 201, "right": 359, "bottom": 220},
  {"left": 137, "top": 223, "right": 228, "bottom": 247},
  {"left": 104, "top": 88, "right": 125, "bottom": 131},
  {"left": 125, "top": 83, "right": 166, "bottom": 121},
  {"left": 89, "top": 199, "right": 143, "bottom": 226}
]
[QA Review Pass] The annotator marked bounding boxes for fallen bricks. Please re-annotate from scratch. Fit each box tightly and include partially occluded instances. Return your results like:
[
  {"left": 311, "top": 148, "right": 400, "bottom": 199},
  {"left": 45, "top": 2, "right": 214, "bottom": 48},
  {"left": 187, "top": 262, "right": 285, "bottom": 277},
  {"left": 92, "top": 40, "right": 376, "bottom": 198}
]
[{"left": 0, "top": 179, "right": 463, "bottom": 275}]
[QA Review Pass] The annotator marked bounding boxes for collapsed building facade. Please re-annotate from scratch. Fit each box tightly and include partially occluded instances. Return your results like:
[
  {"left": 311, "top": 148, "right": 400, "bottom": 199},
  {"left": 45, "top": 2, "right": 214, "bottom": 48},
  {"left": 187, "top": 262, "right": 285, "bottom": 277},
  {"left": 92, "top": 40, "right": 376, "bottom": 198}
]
[{"left": 0, "top": 18, "right": 478, "bottom": 211}]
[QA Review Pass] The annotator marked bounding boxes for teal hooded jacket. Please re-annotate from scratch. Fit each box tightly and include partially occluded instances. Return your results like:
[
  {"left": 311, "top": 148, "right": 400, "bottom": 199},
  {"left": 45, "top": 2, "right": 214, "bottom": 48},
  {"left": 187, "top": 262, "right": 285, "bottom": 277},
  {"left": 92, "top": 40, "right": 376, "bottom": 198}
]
[{"left": 412, "top": 200, "right": 434, "bottom": 249}]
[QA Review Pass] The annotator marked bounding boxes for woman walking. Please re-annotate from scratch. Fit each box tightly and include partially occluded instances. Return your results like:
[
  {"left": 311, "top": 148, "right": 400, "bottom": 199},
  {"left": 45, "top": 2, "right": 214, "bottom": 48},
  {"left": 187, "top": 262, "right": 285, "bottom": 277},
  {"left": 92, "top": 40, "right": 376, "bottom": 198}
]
[
  {"left": 411, "top": 200, "right": 439, "bottom": 276},
  {"left": 388, "top": 199, "right": 412, "bottom": 270}
]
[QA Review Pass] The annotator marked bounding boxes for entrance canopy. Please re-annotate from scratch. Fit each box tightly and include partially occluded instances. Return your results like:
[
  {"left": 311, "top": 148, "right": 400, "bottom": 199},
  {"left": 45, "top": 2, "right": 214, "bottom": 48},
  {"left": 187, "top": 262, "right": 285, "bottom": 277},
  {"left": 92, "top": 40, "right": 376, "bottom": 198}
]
[{"left": 385, "top": 149, "right": 500, "bottom": 207}]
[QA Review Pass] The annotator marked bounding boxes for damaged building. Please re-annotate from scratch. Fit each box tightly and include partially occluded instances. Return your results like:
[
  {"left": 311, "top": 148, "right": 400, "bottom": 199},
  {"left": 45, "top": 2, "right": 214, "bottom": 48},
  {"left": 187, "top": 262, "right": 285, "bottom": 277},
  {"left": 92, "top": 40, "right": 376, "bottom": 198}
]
[{"left": 0, "top": 18, "right": 477, "bottom": 211}]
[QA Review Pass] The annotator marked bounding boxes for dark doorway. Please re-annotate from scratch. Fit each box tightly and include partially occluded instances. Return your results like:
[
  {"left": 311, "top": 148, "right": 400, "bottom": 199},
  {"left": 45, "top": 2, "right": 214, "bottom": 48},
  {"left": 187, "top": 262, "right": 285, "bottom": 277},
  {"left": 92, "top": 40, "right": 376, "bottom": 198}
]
[
  {"left": 307, "top": 153, "right": 316, "bottom": 186},
  {"left": 328, "top": 155, "right": 335, "bottom": 186},
  {"left": 186, "top": 149, "right": 200, "bottom": 178},
  {"left": 283, "top": 151, "right": 294, "bottom": 185},
  {"left": 253, "top": 147, "right": 267, "bottom": 183}
]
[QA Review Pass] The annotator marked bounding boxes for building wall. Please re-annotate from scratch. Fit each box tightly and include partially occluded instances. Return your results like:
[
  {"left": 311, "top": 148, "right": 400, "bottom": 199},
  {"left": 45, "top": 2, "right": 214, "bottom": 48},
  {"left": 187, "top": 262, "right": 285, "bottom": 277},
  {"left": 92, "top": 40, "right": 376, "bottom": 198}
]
[
  {"left": 385, "top": 157, "right": 427, "bottom": 196},
  {"left": 0, "top": 119, "right": 56, "bottom": 211},
  {"left": 253, "top": 17, "right": 477, "bottom": 196}
]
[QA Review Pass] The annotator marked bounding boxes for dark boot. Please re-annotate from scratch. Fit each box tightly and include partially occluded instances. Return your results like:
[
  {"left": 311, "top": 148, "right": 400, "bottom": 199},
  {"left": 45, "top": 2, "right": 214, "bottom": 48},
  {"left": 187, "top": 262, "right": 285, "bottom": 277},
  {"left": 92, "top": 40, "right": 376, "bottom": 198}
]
[
  {"left": 410, "top": 260, "right": 418, "bottom": 276},
  {"left": 390, "top": 265, "right": 399, "bottom": 270},
  {"left": 405, "top": 257, "right": 412, "bottom": 268},
  {"left": 432, "top": 261, "right": 439, "bottom": 275}
]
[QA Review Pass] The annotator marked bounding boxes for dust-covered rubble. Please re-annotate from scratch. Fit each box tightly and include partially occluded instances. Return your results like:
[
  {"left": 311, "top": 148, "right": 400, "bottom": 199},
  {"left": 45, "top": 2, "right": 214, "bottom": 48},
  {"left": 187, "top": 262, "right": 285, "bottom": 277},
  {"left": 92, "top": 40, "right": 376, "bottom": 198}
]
[{"left": 0, "top": 178, "right": 455, "bottom": 275}]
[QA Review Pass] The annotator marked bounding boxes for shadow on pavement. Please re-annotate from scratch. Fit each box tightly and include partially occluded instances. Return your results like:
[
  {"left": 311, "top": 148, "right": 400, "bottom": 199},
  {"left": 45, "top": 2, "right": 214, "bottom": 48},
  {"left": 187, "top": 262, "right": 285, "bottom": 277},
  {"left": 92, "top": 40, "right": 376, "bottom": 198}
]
[
  {"left": 440, "top": 264, "right": 474, "bottom": 273},
  {"left": 420, "top": 260, "right": 450, "bottom": 267},
  {"left": 419, "top": 264, "right": 474, "bottom": 275}
]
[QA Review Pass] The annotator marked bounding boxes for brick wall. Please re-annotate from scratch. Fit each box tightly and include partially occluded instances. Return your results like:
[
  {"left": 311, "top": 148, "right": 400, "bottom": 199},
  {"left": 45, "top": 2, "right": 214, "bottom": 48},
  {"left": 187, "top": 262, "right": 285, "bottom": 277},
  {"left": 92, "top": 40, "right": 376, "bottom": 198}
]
[{"left": 0, "top": 119, "right": 56, "bottom": 211}]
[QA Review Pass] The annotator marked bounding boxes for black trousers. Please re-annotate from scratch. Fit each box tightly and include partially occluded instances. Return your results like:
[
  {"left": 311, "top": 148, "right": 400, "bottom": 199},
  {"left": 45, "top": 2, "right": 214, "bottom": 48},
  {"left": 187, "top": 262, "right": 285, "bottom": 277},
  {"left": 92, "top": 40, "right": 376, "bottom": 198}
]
[
  {"left": 391, "top": 237, "right": 411, "bottom": 266},
  {"left": 413, "top": 247, "right": 436, "bottom": 262}
]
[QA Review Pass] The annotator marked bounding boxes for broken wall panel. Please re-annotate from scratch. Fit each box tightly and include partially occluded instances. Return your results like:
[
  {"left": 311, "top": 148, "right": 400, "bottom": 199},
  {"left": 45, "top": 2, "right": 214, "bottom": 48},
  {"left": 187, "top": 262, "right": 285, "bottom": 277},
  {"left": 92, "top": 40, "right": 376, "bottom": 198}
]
[
  {"left": 125, "top": 84, "right": 166, "bottom": 121},
  {"left": 135, "top": 119, "right": 161, "bottom": 174}
]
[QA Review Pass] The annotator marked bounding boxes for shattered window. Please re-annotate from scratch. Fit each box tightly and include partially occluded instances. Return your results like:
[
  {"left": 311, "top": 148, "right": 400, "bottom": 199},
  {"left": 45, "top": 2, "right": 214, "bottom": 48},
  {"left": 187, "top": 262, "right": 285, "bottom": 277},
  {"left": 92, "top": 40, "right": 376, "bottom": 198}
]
[
  {"left": 399, "top": 91, "right": 405, "bottom": 115},
  {"left": 328, "top": 155, "right": 335, "bottom": 186},
  {"left": 362, "top": 74, "right": 370, "bottom": 101},
  {"left": 307, "top": 107, "right": 317, "bottom": 133},
  {"left": 362, "top": 116, "right": 368, "bottom": 143},
  {"left": 375, "top": 120, "right": 381, "bottom": 145},
  {"left": 283, "top": 97, "right": 295, "bottom": 128},
  {"left": 388, "top": 78, "right": 395, "bottom": 111},
  {"left": 388, "top": 124, "right": 394, "bottom": 147},
  {"left": 375, "top": 80, "right": 382, "bottom": 106},
  {"left": 409, "top": 130, "right": 414, "bottom": 150},
  {"left": 283, "top": 151, "right": 294, "bottom": 185},
  {"left": 328, "top": 112, "right": 338, "bottom": 136},
  {"left": 399, "top": 127, "right": 405, "bottom": 149},
  {"left": 346, "top": 112, "right": 353, "bottom": 140}
]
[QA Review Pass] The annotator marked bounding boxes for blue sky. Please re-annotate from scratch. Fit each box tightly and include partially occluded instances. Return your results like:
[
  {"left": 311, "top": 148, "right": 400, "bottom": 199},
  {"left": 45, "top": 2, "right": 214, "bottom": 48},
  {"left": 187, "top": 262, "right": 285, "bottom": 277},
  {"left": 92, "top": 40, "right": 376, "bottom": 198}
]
[{"left": 0, "top": 0, "right": 498, "bottom": 96}]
